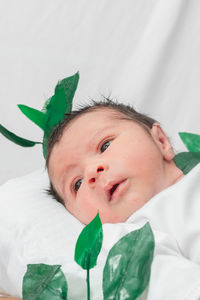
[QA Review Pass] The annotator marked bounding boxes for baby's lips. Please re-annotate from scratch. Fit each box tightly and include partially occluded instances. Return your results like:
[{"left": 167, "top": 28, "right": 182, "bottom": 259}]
[
  {"left": 104, "top": 180, "right": 118, "bottom": 193},
  {"left": 104, "top": 179, "right": 126, "bottom": 201}
]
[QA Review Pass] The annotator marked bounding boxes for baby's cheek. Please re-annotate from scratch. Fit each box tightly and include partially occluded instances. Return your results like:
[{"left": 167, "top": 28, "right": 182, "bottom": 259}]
[{"left": 75, "top": 192, "right": 97, "bottom": 218}]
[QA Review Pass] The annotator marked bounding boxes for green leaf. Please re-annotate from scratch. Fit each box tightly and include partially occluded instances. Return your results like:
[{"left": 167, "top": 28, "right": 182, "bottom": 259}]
[
  {"left": 43, "top": 73, "right": 79, "bottom": 158},
  {"left": 179, "top": 132, "right": 200, "bottom": 152},
  {"left": 45, "top": 87, "right": 67, "bottom": 130},
  {"left": 34, "top": 72, "right": 79, "bottom": 158},
  {"left": 18, "top": 104, "right": 47, "bottom": 130},
  {"left": 0, "top": 123, "right": 41, "bottom": 147},
  {"left": 103, "top": 223, "right": 155, "bottom": 300},
  {"left": 42, "top": 72, "right": 79, "bottom": 115},
  {"left": 22, "top": 264, "right": 68, "bottom": 300},
  {"left": 45, "top": 72, "right": 79, "bottom": 129},
  {"left": 54, "top": 71, "right": 79, "bottom": 114},
  {"left": 75, "top": 212, "right": 103, "bottom": 270},
  {"left": 42, "top": 88, "right": 68, "bottom": 158},
  {"left": 174, "top": 152, "right": 200, "bottom": 174}
]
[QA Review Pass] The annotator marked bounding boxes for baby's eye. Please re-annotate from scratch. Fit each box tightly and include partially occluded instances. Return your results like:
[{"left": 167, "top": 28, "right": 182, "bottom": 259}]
[
  {"left": 100, "top": 141, "right": 111, "bottom": 153},
  {"left": 74, "top": 179, "right": 82, "bottom": 192}
]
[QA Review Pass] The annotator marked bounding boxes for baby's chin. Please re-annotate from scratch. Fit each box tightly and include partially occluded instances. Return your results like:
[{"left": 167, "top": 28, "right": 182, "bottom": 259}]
[
  {"left": 76, "top": 208, "right": 134, "bottom": 225},
  {"left": 93, "top": 213, "right": 130, "bottom": 225},
  {"left": 80, "top": 215, "right": 126, "bottom": 225}
]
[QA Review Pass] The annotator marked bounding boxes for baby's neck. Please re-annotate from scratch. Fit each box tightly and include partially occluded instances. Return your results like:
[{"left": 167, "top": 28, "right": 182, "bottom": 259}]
[{"left": 167, "top": 161, "right": 184, "bottom": 187}]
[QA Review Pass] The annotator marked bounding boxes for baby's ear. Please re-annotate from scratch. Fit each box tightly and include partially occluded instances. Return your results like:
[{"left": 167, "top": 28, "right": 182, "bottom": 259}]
[{"left": 150, "top": 123, "right": 174, "bottom": 161}]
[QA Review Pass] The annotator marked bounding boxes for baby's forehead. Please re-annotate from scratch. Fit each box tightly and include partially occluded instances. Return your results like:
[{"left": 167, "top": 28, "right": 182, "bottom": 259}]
[
  {"left": 61, "top": 108, "right": 150, "bottom": 149},
  {"left": 60, "top": 107, "right": 152, "bottom": 144},
  {"left": 65, "top": 107, "right": 150, "bottom": 137},
  {"left": 48, "top": 108, "right": 120, "bottom": 158},
  {"left": 64, "top": 109, "right": 117, "bottom": 134}
]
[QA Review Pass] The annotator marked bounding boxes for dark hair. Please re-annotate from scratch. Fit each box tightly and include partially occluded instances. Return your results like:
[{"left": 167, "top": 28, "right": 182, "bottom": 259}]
[{"left": 46, "top": 98, "right": 157, "bottom": 206}]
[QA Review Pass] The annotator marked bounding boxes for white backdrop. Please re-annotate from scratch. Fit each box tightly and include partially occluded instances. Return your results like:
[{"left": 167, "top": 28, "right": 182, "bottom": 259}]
[{"left": 1, "top": 0, "right": 200, "bottom": 184}]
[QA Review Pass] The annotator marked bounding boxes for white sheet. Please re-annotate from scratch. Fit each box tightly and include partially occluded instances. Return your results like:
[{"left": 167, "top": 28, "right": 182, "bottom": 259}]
[{"left": 1, "top": 0, "right": 200, "bottom": 183}]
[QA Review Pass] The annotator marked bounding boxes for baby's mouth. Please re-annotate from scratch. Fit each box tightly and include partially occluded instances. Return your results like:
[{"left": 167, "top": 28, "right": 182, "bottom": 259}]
[
  {"left": 106, "top": 179, "right": 127, "bottom": 202},
  {"left": 109, "top": 184, "right": 119, "bottom": 197}
]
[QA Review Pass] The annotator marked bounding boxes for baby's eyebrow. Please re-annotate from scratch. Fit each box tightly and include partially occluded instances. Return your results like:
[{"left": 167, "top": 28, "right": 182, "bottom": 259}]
[{"left": 87, "top": 126, "right": 113, "bottom": 150}]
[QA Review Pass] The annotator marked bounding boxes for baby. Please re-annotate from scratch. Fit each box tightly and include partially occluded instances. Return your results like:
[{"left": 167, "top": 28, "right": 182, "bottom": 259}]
[{"left": 46, "top": 99, "right": 184, "bottom": 225}]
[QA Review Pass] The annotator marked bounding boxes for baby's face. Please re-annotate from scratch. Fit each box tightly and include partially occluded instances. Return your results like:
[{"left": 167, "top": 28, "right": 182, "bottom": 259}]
[{"left": 48, "top": 109, "right": 180, "bottom": 224}]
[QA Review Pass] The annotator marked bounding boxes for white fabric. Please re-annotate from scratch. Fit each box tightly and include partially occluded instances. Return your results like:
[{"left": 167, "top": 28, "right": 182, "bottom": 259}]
[
  {"left": 1, "top": 0, "right": 200, "bottom": 183},
  {"left": 1, "top": 165, "right": 200, "bottom": 299},
  {"left": 127, "top": 164, "right": 200, "bottom": 299}
]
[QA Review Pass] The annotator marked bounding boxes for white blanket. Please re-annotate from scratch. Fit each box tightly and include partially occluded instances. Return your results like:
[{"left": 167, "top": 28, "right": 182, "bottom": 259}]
[{"left": 126, "top": 163, "right": 200, "bottom": 299}]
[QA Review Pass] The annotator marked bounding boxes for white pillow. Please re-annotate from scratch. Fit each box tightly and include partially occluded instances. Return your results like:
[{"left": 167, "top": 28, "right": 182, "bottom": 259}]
[
  {"left": 0, "top": 169, "right": 85, "bottom": 298},
  {"left": 0, "top": 170, "right": 142, "bottom": 299}
]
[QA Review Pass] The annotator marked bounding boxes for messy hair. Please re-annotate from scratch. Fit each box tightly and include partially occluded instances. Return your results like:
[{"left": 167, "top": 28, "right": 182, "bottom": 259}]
[{"left": 46, "top": 98, "right": 157, "bottom": 206}]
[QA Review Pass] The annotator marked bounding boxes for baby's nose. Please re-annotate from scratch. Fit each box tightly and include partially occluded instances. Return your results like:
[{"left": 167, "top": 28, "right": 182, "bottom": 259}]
[{"left": 88, "top": 165, "right": 104, "bottom": 184}]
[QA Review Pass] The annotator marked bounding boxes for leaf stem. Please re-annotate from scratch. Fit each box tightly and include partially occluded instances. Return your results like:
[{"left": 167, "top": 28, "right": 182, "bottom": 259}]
[{"left": 87, "top": 268, "right": 90, "bottom": 300}]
